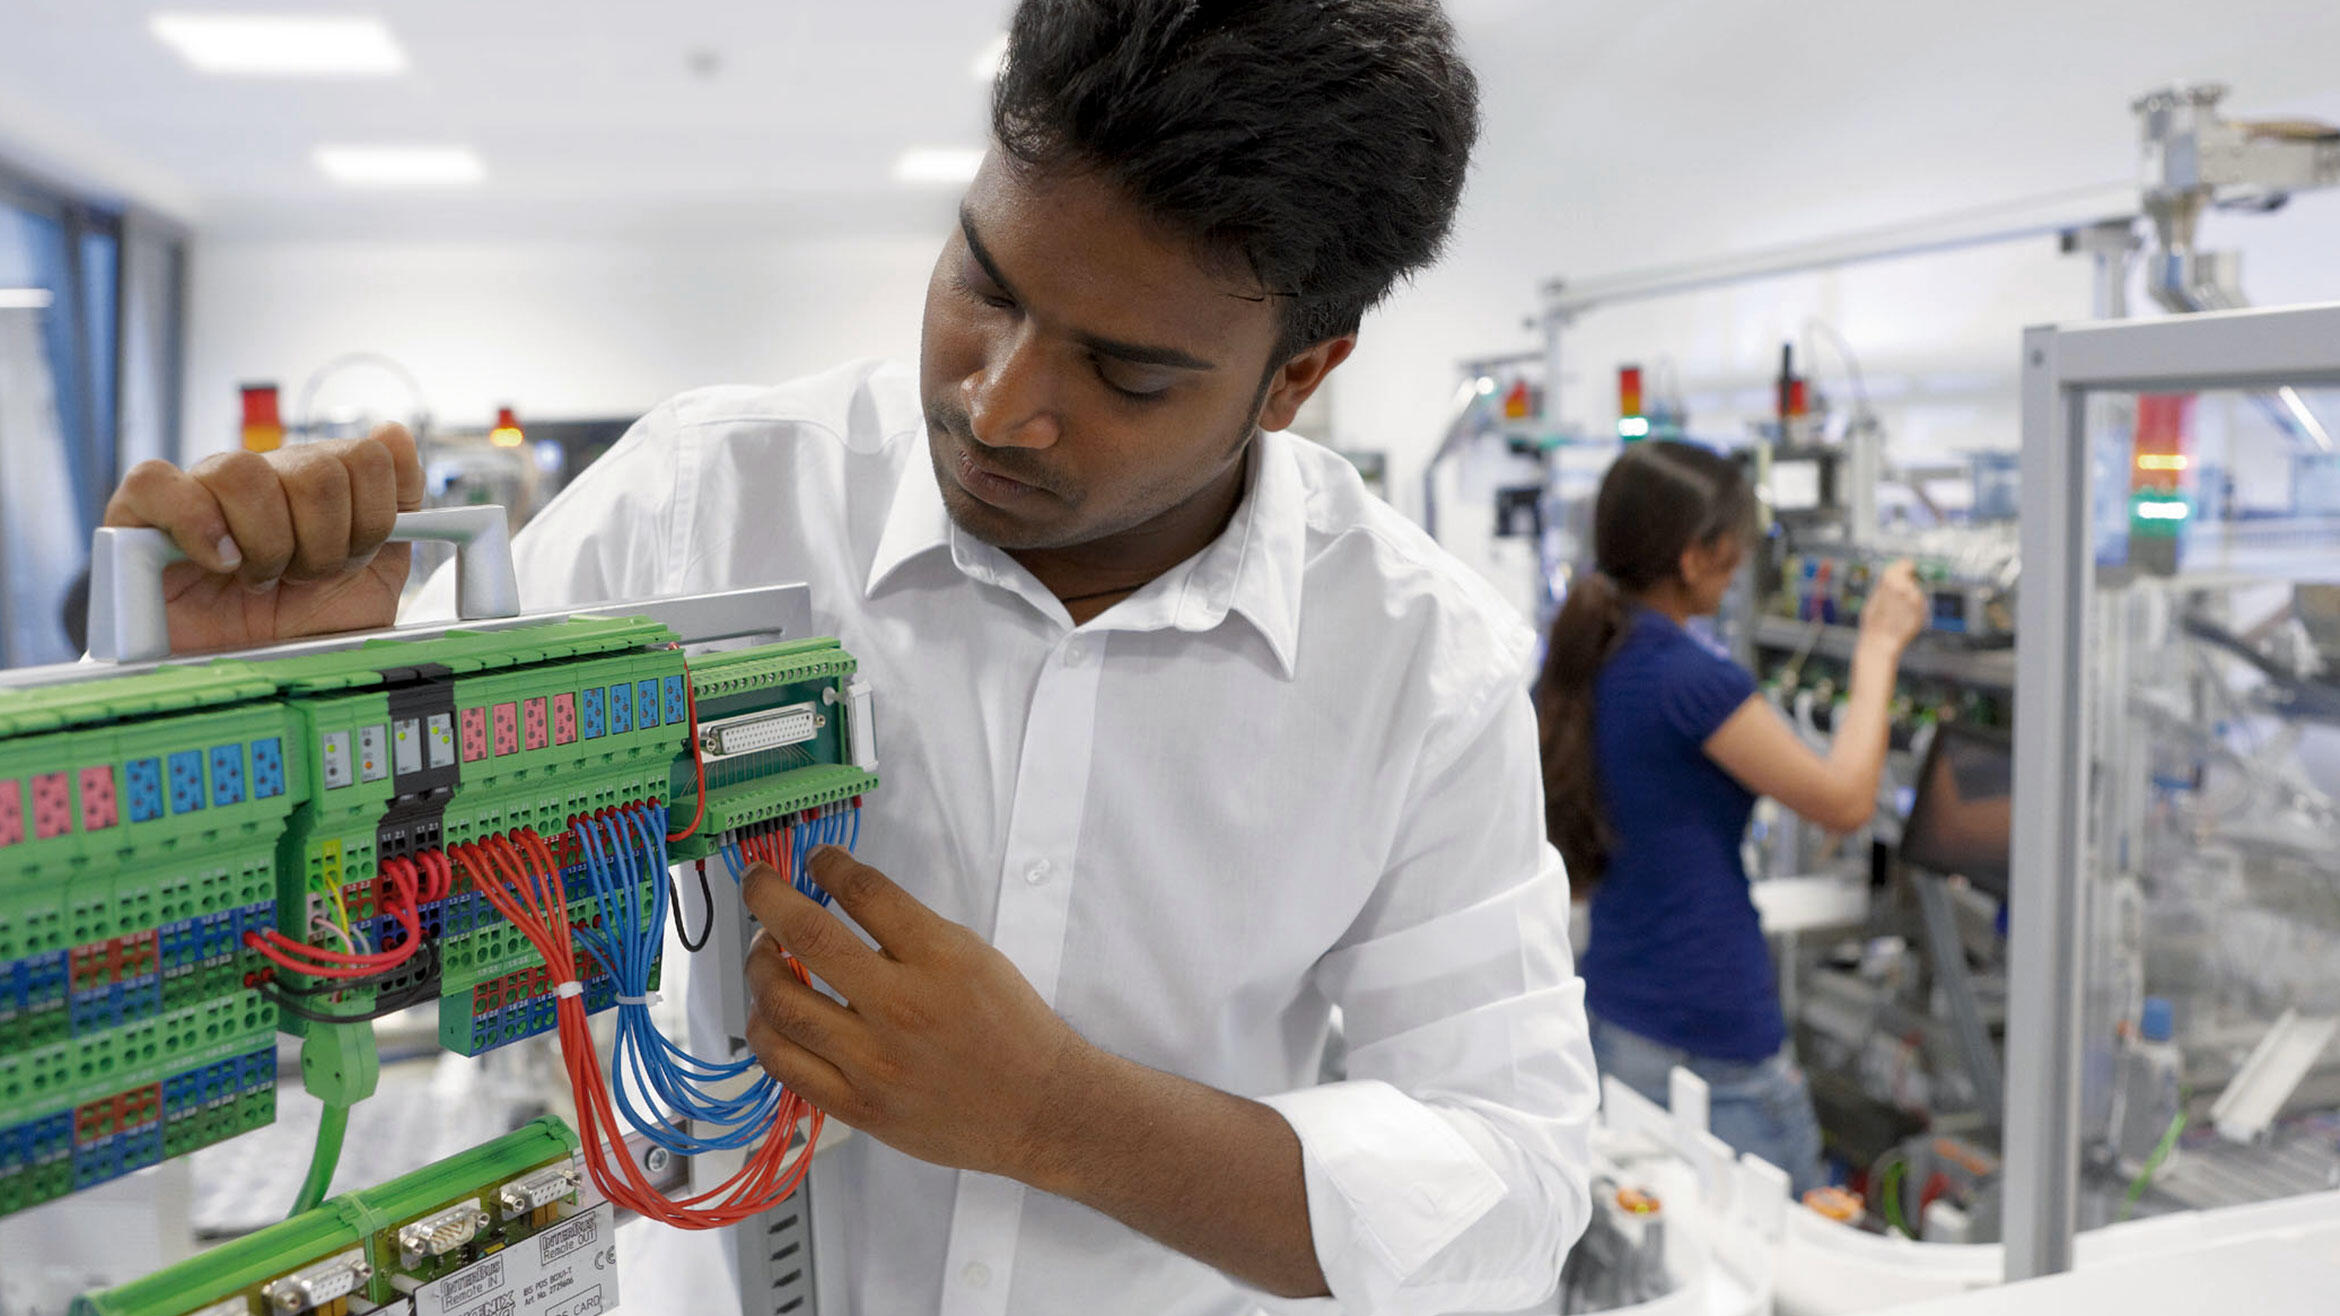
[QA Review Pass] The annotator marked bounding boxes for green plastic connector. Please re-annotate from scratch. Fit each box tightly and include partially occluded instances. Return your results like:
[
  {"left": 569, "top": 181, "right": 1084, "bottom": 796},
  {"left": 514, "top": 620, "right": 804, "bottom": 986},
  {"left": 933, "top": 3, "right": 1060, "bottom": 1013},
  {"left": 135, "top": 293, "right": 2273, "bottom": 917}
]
[
  {"left": 298, "top": 1021, "right": 379, "bottom": 1107},
  {"left": 668, "top": 764, "right": 881, "bottom": 862}
]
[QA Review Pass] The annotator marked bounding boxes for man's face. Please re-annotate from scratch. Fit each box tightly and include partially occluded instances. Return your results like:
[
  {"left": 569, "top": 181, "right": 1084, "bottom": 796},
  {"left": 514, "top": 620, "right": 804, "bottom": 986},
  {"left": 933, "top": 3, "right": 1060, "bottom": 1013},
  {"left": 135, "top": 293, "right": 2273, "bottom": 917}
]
[{"left": 917, "top": 156, "right": 1294, "bottom": 552}]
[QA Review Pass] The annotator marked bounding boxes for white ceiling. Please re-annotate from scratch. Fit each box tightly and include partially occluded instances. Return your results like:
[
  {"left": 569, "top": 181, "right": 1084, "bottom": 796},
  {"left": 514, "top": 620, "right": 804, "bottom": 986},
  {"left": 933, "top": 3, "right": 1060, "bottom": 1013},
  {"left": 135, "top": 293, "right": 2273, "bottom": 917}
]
[
  {"left": 2, "top": 0, "right": 2338, "bottom": 258},
  {"left": 1447, "top": 0, "right": 2340, "bottom": 276},
  {"left": 0, "top": 0, "right": 1012, "bottom": 236}
]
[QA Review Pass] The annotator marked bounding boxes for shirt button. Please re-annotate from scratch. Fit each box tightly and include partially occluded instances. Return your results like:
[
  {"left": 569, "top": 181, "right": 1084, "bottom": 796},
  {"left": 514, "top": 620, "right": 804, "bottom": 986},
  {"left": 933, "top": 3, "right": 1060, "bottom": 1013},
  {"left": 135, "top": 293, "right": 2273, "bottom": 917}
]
[
  {"left": 1061, "top": 638, "right": 1089, "bottom": 668},
  {"left": 1025, "top": 860, "right": 1052, "bottom": 886},
  {"left": 962, "top": 1261, "right": 991, "bottom": 1289}
]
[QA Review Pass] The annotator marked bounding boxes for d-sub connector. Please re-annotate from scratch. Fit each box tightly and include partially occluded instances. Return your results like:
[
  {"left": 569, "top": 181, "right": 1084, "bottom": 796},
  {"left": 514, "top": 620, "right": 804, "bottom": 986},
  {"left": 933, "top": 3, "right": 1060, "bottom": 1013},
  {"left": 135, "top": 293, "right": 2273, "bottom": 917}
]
[
  {"left": 260, "top": 1250, "right": 370, "bottom": 1312},
  {"left": 398, "top": 1201, "right": 492, "bottom": 1266},
  {"left": 698, "top": 703, "right": 821, "bottom": 758},
  {"left": 498, "top": 1164, "right": 583, "bottom": 1220}
]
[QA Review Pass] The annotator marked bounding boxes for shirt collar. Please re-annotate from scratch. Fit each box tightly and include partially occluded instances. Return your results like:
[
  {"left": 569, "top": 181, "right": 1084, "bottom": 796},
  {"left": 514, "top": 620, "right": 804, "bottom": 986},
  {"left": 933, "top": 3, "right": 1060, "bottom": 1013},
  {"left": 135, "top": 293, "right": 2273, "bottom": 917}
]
[
  {"left": 866, "top": 440, "right": 955, "bottom": 595},
  {"left": 865, "top": 432, "right": 1306, "bottom": 680}
]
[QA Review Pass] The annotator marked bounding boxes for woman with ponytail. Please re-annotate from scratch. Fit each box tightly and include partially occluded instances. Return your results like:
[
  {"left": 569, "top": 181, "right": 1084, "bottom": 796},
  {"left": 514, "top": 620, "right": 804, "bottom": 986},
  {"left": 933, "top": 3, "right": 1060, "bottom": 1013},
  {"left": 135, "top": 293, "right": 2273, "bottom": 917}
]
[{"left": 1537, "top": 440, "right": 1926, "bottom": 1192}]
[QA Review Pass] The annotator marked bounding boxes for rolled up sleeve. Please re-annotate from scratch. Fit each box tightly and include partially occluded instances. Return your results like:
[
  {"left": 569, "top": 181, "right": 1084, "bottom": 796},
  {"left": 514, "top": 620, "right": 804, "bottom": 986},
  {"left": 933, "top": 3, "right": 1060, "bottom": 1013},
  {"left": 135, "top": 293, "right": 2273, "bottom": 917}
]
[{"left": 1259, "top": 678, "right": 1598, "bottom": 1315}]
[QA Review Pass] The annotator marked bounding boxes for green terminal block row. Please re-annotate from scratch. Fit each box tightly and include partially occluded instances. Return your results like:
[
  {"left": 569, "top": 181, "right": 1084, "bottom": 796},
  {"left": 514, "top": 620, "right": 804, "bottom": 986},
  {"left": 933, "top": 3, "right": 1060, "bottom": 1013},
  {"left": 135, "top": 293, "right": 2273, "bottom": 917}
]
[
  {"left": 1, "top": 660, "right": 300, "bottom": 1220},
  {"left": 667, "top": 639, "right": 875, "bottom": 863},
  {"left": 1, "top": 614, "right": 877, "bottom": 1220},
  {"left": 71, "top": 1116, "right": 587, "bottom": 1316}
]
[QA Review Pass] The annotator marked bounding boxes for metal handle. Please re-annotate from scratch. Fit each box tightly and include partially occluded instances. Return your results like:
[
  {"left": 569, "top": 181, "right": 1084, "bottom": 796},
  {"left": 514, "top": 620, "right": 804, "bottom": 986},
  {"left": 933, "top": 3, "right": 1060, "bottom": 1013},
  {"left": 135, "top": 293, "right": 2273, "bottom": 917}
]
[{"left": 87, "top": 505, "right": 521, "bottom": 663}]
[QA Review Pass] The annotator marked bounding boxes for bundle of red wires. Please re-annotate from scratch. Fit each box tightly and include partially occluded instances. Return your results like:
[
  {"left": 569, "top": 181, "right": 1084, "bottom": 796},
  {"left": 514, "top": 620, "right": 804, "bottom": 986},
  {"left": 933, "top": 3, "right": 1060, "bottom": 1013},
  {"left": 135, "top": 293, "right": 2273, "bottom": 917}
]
[
  {"left": 735, "top": 821, "right": 797, "bottom": 887},
  {"left": 453, "top": 828, "right": 822, "bottom": 1228},
  {"left": 245, "top": 853, "right": 434, "bottom": 980}
]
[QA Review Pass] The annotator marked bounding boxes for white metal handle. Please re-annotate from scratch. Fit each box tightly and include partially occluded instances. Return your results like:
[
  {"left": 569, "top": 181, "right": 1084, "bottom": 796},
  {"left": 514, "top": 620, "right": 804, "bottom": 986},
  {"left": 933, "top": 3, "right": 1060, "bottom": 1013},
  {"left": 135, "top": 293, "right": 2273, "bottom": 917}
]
[{"left": 87, "top": 505, "right": 521, "bottom": 663}]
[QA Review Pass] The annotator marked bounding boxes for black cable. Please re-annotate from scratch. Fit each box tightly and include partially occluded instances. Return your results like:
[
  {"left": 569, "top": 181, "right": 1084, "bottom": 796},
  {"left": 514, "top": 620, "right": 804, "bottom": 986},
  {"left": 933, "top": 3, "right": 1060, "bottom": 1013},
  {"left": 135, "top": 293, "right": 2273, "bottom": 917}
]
[
  {"left": 258, "top": 946, "right": 442, "bottom": 1023},
  {"left": 672, "top": 859, "right": 715, "bottom": 953},
  {"left": 258, "top": 981, "right": 430, "bottom": 1026},
  {"left": 2179, "top": 613, "right": 2340, "bottom": 723}
]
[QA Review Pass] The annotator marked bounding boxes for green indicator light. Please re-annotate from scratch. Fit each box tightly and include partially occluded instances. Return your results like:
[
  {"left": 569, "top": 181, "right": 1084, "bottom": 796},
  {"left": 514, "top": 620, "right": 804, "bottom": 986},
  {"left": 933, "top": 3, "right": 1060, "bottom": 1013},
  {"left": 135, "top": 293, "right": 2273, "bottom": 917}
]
[{"left": 2128, "top": 490, "right": 2191, "bottom": 539}]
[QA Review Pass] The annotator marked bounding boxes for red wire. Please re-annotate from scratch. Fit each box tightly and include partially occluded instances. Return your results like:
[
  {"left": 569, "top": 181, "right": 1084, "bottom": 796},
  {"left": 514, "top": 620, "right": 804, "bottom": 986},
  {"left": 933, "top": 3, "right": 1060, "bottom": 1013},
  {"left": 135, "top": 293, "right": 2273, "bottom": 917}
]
[
  {"left": 458, "top": 824, "right": 822, "bottom": 1226},
  {"left": 247, "top": 857, "right": 424, "bottom": 978}
]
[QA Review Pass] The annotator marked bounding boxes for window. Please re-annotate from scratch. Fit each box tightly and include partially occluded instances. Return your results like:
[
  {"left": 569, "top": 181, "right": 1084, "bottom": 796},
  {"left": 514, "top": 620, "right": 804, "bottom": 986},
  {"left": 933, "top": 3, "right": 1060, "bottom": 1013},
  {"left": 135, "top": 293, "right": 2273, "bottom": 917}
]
[{"left": 0, "top": 165, "right": 185, "bottom": 668}]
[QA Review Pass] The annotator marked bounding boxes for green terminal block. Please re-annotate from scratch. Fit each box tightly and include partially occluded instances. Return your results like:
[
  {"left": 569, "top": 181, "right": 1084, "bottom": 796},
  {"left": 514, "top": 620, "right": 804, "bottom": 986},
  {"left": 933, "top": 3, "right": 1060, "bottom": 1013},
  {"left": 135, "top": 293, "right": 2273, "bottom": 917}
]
[
  {"left": 72, "top": 1116, "right": 587, "bottom": 1316},
  {"left": 1, "top": 614, "right": 877, "bottom": 1221},
  {"left": 667, "top": 639, "right": 878, "bottom": 862}
]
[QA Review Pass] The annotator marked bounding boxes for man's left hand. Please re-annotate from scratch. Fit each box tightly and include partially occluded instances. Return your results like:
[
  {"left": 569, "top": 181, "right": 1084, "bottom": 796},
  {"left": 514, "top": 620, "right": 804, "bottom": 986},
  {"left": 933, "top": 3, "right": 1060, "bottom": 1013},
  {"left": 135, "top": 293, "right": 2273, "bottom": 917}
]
[{"left": 739, "top": 847, "right": 1095, "bottom": 1181}]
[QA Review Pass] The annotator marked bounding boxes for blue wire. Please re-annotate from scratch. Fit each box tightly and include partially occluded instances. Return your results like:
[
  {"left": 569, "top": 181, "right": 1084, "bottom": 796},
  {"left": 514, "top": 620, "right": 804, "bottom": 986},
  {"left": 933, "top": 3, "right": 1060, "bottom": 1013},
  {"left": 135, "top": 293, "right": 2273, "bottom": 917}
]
[
  {"left": 588, "top": 804, "right": 790, "bottom": 1154},
  {"left": 584, "top": 795, "right": 872, "bottom": 1154}
]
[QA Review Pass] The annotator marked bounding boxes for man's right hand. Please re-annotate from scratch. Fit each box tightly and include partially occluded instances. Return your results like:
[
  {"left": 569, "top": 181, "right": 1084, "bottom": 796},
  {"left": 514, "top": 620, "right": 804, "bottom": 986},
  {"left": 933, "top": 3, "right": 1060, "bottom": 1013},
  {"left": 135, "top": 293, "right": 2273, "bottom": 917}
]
[{"left": 100, "top": 425, "right": 425, "bottom": 655}]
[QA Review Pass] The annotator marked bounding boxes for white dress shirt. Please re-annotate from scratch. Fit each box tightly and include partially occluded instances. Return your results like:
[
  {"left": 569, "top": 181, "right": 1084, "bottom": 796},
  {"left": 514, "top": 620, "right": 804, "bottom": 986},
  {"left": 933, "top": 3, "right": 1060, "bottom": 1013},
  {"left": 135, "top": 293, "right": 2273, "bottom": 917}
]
[{"left": 416, "top": 359, "right": 1597, "bottom": 1315}]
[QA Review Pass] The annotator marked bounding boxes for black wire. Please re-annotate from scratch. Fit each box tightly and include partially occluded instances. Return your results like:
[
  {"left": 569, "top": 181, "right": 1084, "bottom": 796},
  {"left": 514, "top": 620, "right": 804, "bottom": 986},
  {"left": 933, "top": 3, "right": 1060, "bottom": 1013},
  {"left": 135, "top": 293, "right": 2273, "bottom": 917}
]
[
  {"left": 258, "top": 945, "right": 442, "bottom": 1023},
  {"left": 258, "top": 977, "right": 438, "bottom": 1025},
  {"left": 672, "top": 860, "right": 714, "bottom": 953}
]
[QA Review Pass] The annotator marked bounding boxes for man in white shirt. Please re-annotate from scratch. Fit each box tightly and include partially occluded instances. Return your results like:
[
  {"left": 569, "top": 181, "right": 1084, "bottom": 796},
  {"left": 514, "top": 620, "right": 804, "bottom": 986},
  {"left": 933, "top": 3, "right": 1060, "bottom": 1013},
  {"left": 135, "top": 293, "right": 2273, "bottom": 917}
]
[{"left": 101, "top": 1, "right": 1598, "bottom": 1312}]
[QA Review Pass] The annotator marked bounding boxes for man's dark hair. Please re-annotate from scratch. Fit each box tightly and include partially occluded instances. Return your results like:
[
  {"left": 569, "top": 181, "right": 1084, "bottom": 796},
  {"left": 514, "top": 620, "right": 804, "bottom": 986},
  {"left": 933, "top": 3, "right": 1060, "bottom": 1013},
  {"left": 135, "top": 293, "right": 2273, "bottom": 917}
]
[{"left": 993, "top": 0, "right": 1480, "bottom": 362}]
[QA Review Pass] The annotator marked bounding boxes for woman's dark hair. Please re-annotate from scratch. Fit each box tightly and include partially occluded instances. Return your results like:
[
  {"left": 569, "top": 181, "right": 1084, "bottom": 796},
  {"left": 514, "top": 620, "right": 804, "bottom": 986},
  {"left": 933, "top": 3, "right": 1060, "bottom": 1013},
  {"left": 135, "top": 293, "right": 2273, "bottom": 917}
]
[
  {"left": 992, "top": 0, "right": 1480, "bottom": 363},
  {"left": 1537, "top": 441, "right": 1757, "bottom": 890}
]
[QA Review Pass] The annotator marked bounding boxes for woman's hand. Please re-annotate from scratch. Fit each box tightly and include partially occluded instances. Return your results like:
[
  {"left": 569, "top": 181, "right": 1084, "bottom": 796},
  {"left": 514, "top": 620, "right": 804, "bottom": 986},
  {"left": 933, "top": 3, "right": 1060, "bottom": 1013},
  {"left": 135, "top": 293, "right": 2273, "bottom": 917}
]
[{"left": 1858, "top": 559, "right": 1926, "bottom": 657}]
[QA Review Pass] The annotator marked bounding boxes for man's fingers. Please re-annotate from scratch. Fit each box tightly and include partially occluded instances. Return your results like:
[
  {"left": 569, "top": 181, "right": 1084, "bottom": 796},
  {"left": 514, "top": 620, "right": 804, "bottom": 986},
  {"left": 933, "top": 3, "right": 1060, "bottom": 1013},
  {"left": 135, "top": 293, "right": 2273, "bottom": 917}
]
[
  {"left": 744, "top": 1013, "right": 856, "bottom": 1117},
  {"left": 104, "top": 460, "right": 243, "bottom": 574},
  {"left": 280, "top": 448, "right": 355, "bottom": 579},
  {"left": 339, "top": 437, "right": 401, "bottom": 561},
  {"left": 804, "top": 846, "right": 937, "bottom": 956},
  {"left": 746, "top": 930, "right": 860, "bottom": 1052},
  {"left": 740, "top": 862, "right": 889, "bottom": 997},
  {"left": 189, "top": 451, "right": 295, "bottom": 590},
  {"left": 737, "top": 861, "right": 797, "bottom": 927},
  {"left": 369, "top": 423, "right": 427, "bottom": 513}
]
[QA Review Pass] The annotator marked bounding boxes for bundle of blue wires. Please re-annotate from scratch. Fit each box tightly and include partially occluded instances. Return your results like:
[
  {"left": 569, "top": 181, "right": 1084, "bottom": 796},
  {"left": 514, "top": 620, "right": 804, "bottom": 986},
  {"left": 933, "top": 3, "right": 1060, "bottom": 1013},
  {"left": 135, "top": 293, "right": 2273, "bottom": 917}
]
[{"left": 569, "top": 805, "right": 791, "bottom": 1154}]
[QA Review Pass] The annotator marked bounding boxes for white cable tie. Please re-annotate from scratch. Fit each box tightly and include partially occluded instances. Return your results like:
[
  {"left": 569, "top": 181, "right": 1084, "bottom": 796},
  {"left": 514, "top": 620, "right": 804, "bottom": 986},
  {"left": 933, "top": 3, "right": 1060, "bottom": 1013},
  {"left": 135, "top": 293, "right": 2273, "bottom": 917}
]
[
  {"left": 553, "top": 980, "right": 584, "bottom": 1000},
  {"left": 614, "top": 991, "right": 661, "bottom": 1008}
]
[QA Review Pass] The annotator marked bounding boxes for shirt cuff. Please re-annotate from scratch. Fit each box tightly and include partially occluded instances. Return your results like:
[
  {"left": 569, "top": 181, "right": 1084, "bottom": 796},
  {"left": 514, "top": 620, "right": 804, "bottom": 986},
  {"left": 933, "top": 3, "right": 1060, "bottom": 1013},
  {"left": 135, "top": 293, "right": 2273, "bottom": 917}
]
[{"left": 1258, "top": 1079, "right": 1508, "bottom": 1313}]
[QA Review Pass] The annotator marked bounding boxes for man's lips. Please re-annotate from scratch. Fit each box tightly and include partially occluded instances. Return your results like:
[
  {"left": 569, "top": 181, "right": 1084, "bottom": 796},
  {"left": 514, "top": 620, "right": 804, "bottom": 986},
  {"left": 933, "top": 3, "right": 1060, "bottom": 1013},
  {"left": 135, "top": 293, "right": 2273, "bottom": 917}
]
[{"left": 944, "top": 430, "right": 1054, "bottom": 507}]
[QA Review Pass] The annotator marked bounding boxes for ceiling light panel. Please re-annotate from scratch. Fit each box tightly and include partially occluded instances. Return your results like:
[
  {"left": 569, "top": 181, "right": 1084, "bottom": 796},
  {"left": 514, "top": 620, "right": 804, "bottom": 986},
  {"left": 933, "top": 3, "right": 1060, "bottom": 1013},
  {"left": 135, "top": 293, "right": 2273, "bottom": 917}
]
[
  {"left": 150, "top": 14, "right": 408, "bottom": 77},
  {"left": 315, "top": 146, "right": 487, "bottom": 187}
]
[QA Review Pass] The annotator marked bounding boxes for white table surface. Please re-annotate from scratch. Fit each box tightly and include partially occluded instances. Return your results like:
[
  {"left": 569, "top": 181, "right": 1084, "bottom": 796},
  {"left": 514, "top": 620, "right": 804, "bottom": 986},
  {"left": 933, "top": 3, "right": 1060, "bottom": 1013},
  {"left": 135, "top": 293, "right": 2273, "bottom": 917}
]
[{"left": 1872, "top": 1227, "right": 2340, "bottom": 1316}]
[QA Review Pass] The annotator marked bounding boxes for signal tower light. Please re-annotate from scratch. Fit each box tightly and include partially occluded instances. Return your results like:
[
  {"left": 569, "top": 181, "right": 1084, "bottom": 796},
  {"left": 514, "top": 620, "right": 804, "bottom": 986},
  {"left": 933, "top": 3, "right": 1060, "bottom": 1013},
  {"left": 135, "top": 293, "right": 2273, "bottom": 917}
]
[
  {"left": 1618, "top": 364, "right": 1648, "bottom": 441},
  {"left": 490, "top": 406, "right": 525, "bottom": 448}
]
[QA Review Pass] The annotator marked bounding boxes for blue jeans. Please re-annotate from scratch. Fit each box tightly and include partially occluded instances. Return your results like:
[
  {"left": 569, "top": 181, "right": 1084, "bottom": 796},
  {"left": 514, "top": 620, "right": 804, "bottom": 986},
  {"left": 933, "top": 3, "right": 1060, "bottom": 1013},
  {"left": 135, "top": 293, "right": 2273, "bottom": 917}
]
[{"left": 1588, "top": 1013, "right": 1826, "bottom": 1196}]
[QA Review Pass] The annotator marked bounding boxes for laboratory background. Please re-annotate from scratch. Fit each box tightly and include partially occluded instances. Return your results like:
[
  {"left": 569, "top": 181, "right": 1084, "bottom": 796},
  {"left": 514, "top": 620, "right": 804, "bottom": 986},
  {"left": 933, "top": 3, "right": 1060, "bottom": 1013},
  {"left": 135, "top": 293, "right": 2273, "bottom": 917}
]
[{"left": 1, "top": 2, "right": 2339, "bottom": 1315}]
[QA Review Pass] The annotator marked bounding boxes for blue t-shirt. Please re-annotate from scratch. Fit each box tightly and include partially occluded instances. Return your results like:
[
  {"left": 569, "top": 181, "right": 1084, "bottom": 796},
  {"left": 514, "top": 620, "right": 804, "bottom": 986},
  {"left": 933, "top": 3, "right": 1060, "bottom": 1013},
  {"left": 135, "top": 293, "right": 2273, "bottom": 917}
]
[{"left": 1578, "top": 609, "right": 1783, "bottom": 1061}]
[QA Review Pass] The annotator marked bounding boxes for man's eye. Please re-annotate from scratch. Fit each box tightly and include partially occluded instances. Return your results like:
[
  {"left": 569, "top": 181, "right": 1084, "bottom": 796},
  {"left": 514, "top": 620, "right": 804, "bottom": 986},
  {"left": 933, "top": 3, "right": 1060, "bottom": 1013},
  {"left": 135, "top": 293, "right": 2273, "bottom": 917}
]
[
  {"left": 956, "top": 272, "right": 1015, "bottom": 311},
  {"left": 1093, "top": 357, "right": 1171, "bottom": 402}
]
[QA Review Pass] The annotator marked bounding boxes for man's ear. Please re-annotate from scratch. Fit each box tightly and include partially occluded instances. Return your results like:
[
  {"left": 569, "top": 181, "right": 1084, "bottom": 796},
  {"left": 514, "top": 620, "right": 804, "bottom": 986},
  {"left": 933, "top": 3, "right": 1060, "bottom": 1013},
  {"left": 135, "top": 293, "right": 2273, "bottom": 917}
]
[{"left": 1258, "top": 335, "right": 1357, "bottom": 433}]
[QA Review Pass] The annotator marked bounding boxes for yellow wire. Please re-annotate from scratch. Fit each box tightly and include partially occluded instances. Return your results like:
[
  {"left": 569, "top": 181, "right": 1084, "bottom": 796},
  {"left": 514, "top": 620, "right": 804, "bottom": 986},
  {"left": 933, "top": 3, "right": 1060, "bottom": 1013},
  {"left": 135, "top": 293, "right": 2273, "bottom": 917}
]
[{"left": 320, "top": 859, "right": 355, "bottom": 941}]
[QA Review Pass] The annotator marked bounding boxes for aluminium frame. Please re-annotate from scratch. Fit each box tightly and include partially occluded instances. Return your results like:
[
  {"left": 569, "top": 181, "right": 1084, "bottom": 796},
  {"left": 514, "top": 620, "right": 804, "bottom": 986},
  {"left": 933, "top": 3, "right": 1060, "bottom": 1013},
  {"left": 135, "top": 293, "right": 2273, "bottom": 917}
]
[{"left": 2005, "top": 300, "right": 2340, "bottom": 1279}]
